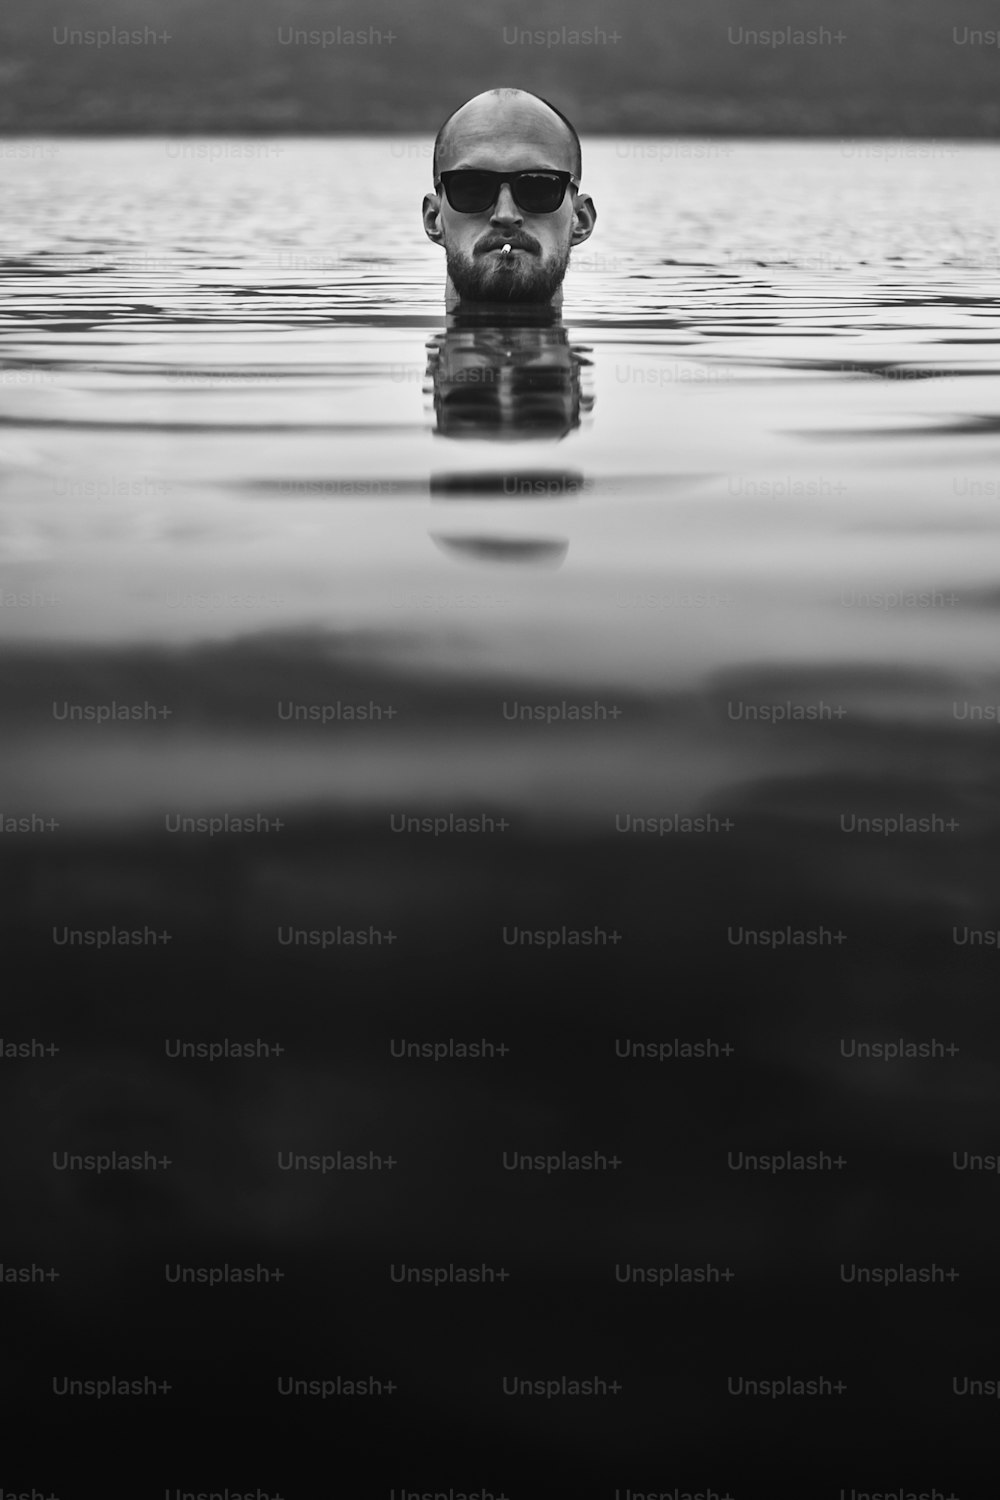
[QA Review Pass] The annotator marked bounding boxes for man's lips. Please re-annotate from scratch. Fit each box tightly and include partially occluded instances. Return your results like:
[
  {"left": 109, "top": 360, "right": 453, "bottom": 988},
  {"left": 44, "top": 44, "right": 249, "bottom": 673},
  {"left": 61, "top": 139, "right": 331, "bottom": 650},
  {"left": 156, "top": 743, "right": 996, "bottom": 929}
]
[{"left": 476, "top": 239, "right": 537, "bottom": 255}]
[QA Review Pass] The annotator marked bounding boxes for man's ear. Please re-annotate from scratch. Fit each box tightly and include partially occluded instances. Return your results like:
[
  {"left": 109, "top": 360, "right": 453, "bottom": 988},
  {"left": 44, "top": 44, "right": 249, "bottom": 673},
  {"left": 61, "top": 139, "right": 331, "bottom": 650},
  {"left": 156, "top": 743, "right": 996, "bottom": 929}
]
[
  {"left": 570, "top": 193, "right": 597, "bottom": 247},
  {"left": 423, "top": 192, "right": 445, "bottom": 246}
]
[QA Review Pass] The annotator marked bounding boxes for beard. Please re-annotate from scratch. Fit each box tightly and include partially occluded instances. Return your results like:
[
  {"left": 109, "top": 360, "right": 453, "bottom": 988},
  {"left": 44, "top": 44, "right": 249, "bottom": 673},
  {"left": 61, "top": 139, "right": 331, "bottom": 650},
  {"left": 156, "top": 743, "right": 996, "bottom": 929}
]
[{"left": 445, "top": 241, "right": 571, "bottom": 304}]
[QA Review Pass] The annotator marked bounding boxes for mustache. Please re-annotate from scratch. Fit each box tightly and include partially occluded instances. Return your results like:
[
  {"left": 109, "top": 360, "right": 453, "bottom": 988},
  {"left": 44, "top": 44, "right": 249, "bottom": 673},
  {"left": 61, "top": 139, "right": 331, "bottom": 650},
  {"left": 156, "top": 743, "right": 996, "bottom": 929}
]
[{"left": 474, "top": 232, "right": 541, "bottom": 255}]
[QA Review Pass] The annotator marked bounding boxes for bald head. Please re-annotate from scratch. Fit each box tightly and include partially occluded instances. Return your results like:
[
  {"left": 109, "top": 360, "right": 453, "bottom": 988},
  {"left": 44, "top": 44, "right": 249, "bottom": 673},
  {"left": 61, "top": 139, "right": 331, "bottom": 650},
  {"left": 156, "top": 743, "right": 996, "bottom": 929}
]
[{"left": 433, "top": 89, "right": 581, "bottom": 181}]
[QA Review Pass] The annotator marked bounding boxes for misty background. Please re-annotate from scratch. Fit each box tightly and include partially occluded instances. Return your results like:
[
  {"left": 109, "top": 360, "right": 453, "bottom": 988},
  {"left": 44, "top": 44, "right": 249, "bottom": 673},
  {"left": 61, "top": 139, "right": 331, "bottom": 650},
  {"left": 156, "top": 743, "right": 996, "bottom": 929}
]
[{"left": 2, "top": 0, "right": 999, "bottom": 135}]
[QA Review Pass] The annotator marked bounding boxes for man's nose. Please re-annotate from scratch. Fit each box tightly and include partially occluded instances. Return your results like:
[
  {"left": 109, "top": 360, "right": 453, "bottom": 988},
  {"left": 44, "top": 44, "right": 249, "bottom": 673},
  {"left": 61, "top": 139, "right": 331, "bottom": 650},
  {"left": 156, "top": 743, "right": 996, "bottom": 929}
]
[{"left": 490, "top": 182, "right": 522, "bottom": 225}]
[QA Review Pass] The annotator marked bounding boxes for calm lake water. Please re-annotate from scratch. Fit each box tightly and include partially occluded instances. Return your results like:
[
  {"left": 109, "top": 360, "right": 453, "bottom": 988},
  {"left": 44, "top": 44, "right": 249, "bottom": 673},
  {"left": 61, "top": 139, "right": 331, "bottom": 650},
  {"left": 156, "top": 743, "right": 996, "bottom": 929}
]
[{"left": 3, "top": 138, "right": 1000, "bottom": 1484}]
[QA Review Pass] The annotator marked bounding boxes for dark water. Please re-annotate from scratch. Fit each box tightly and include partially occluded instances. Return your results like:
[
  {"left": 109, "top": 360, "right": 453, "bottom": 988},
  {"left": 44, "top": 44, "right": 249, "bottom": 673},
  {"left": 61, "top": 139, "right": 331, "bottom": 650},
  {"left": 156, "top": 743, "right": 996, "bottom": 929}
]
[{"left": 3, "top": 139, "right": 1000, "bottom": 1493}]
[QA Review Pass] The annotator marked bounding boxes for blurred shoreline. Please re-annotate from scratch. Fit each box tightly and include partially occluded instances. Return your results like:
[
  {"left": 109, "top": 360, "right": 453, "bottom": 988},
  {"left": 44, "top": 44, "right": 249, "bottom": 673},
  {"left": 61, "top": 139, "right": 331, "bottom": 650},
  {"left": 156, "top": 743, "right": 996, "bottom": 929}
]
[
  {"left": 2, "top": 118, "right": 999, "bottom": 135},
  {"left": 4, "top": 0, "right": 1000, "bottom": 137}
]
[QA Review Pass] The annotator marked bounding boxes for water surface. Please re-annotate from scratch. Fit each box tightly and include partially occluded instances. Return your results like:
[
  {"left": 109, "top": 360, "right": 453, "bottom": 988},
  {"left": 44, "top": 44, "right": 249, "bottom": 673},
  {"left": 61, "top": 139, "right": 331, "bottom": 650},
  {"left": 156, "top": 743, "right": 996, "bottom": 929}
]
[{"left": 3, "top": 137, "right": 1000, "bottom": 1483}]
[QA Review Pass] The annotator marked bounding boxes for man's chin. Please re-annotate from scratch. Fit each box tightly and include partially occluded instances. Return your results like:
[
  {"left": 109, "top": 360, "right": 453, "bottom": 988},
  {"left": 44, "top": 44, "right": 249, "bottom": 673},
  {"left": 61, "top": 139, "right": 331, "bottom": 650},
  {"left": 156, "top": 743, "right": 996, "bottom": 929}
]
[{"left": 446, "top": 252, "right": 567, "bottom": 305}]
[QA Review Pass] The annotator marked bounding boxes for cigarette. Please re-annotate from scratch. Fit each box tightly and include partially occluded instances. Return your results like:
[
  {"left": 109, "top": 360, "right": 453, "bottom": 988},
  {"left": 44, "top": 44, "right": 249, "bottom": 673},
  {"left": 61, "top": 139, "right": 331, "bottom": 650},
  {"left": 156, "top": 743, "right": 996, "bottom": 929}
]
[{"left": 500, "top": 243, "right": 511, "bottom": 255}]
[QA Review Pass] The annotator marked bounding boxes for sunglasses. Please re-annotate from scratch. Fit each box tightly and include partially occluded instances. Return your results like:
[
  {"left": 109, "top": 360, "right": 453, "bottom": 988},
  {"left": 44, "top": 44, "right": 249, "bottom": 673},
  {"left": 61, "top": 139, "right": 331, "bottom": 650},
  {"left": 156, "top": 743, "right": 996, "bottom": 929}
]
[{"left": 435, "top": 169, "right": 578, "bottom": 215}]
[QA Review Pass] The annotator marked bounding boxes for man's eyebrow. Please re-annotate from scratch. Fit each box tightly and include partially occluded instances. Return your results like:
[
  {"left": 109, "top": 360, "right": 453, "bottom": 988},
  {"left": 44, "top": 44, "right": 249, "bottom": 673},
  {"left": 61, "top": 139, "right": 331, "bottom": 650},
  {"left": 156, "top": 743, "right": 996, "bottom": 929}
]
[{"left": 442, "top": 163, "right": 567, "bottom": 175}]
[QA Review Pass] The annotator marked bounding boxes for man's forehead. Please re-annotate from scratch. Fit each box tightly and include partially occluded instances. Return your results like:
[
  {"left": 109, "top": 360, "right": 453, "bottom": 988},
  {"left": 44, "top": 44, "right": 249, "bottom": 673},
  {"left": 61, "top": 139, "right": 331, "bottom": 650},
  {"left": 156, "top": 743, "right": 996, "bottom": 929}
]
[{"left": 438, "top": 97, "right": 576, "bottom": 173}]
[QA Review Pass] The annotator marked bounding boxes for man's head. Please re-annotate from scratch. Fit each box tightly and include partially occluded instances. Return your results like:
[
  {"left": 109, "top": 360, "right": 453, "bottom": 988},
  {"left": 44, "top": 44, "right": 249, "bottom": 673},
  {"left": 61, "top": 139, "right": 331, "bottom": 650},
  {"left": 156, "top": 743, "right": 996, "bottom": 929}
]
[{"left": 423, "top": 89, "right": 596, "bottom": 306}]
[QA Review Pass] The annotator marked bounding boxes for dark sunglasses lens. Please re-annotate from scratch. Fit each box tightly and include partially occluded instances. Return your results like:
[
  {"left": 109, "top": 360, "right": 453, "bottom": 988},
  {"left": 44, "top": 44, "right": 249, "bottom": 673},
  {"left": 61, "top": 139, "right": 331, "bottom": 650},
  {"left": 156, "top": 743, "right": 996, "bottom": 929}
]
[
  {"left": 446, "top": 172, "right": 498, "bottom": 212},
  {"left": 443, "top": 171, "right": 568, "bottom": 213},
  {"left": 515, "top": 173, "right": 565, "bottom": 212}
]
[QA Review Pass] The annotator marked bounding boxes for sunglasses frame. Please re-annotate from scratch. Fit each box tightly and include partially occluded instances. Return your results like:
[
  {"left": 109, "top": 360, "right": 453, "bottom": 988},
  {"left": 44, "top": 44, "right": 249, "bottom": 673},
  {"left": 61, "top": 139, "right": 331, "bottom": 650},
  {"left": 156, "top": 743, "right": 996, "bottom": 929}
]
[{"left": 435, "top": 169, "right": 579, "bottom": 215}]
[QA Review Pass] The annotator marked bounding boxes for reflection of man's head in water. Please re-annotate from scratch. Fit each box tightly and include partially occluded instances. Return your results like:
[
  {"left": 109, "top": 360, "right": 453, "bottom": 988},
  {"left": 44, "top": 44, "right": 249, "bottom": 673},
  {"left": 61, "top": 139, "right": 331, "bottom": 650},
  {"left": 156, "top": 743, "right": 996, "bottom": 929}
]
[
  {"left": 426, "top": 321, "right": 593, "bottom": 567},
  {"left": 423, "top": 89, "right": 597, "bottom": 306},
  {"left": 426, "top": 319, "right": 592, "bottom": 440}
]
